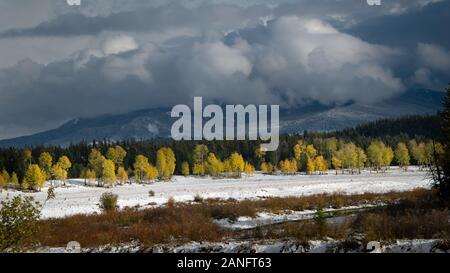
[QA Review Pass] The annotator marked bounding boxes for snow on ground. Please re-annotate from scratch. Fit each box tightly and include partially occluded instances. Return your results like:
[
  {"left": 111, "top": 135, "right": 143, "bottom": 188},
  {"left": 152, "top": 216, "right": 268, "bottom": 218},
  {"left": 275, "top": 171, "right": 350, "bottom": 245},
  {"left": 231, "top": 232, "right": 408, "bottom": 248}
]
[
  {"left": 0, "top": 167, "right": 432, "bottom": 219},
  {"left": 214, "top": 204, "right": 379, "bottom": 230},
  {"left": 37, "top": 239, "right": 448, "bottom": 253}
]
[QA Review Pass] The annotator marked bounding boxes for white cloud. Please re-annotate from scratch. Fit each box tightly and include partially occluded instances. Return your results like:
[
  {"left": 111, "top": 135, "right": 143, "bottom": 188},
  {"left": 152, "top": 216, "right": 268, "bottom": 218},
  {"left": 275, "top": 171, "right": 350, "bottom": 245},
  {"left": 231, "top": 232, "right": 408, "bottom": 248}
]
[{"left": 101, "top": 35, "right": 139, "bottom": 55}]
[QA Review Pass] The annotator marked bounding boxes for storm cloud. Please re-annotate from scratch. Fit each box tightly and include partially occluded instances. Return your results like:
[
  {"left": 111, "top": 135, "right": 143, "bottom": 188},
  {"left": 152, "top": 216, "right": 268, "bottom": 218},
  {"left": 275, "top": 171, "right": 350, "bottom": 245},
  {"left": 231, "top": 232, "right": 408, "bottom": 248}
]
[{"left": 0, "top": 0, "right": 448, "bottom": 139}]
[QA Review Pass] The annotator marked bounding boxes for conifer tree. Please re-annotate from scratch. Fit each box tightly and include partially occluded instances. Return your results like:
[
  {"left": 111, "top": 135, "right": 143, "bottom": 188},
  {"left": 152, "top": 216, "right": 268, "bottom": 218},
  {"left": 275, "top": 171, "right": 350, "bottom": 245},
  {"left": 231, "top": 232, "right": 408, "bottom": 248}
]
[{"left": 433, "top": 84, "right": 450, "bottom": 201}]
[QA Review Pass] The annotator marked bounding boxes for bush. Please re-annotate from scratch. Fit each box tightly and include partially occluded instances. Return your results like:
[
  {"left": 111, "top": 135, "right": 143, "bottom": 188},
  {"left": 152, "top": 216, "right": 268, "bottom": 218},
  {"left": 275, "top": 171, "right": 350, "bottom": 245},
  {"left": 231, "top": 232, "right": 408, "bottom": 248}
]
[
  {"left": 0, "top": 196, "right": 41, "bottom": 252},
  {"left": 194, "top": 194, "right": 204, "bottom": 203},
  {"left": 99, "top": 192, "right": 118, "bottom": 212}
]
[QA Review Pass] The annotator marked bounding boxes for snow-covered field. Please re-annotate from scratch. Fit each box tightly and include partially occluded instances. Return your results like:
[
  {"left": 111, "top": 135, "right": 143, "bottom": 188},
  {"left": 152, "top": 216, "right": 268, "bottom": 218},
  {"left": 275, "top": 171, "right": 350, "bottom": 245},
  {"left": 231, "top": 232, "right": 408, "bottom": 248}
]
[{"left": 0, "top": 167, "right": 432, "bottom": 219}]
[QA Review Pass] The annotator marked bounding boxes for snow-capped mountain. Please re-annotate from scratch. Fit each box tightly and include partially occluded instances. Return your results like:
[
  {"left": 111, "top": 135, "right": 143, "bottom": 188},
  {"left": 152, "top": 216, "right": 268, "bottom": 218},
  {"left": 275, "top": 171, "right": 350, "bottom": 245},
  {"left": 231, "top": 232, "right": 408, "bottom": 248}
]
[{"left": 0, "top": 89, "right": 443, "bottom": 148}]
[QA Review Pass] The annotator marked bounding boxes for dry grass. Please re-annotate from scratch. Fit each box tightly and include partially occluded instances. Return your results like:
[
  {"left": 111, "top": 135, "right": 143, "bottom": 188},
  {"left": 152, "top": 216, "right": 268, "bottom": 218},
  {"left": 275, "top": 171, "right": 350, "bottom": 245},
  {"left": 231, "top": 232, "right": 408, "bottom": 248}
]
[{"left": 34, "top": 188, "right": 448, "bottom": 248}]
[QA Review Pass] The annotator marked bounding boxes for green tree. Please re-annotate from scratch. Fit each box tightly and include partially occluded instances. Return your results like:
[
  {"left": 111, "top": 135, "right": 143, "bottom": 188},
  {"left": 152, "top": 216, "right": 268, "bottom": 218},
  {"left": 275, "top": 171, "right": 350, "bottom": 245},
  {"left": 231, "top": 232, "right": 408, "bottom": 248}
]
[{"left": 0, "top": 196, "right": 41, "bottom": 252}]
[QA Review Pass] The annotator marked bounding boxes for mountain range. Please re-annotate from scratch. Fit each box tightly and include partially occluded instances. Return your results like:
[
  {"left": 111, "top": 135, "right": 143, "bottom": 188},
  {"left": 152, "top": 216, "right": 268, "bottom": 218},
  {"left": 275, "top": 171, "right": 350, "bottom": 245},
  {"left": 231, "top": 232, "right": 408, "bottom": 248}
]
[{"left": 0, "top": 88, "right": 444, "bottom": 148}]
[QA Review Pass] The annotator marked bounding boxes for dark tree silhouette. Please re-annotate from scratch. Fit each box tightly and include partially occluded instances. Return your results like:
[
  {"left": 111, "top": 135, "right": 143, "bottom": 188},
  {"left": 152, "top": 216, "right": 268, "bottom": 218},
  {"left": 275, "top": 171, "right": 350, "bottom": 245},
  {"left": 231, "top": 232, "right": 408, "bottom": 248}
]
[{"left": 432, "top": 84, "right": 450, "bottom": 203}]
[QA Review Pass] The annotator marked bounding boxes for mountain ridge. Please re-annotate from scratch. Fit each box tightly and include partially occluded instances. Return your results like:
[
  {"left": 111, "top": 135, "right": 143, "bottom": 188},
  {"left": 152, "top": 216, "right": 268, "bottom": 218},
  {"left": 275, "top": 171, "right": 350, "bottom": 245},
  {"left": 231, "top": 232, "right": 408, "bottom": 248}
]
[{"left": 0, "top": 88, "right": 444, "bottom": 148}]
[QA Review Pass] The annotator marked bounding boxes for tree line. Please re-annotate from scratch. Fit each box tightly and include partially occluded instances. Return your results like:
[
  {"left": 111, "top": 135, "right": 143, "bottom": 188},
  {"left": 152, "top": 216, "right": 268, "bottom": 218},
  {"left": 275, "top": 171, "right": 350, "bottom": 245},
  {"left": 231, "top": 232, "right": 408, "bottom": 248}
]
[{"left": 0, "top": 136, "right": 443, "bottom": 192}]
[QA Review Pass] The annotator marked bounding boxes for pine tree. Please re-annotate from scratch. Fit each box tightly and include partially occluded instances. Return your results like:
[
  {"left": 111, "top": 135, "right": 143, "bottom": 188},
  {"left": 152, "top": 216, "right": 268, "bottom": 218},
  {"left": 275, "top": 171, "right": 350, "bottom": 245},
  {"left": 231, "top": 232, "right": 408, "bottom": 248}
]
[{"left": 433, "top": 84, "right": 450, "bottom": 201}]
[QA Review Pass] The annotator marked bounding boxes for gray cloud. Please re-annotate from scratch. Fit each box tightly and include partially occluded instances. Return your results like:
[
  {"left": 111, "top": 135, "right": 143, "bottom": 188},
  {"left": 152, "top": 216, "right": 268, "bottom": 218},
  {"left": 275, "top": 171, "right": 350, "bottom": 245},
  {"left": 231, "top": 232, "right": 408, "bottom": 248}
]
[{"left": 0, "top": 0, "right": 448, "bottom": 139}]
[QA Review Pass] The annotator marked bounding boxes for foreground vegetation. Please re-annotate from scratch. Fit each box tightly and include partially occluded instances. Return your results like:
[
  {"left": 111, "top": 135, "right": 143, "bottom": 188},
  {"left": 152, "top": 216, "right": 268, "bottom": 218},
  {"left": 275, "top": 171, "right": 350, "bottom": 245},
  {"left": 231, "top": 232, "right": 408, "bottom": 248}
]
[{"left": 1, "top": 188, "right": 447, "bottom": 252}]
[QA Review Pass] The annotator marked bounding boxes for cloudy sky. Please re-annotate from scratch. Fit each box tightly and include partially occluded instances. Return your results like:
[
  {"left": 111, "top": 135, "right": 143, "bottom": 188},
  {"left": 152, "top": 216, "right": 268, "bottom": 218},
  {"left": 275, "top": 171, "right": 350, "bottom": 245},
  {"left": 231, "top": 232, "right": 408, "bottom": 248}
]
[{"left": 0, "top": 0, "right": 449, "bottom": 139}]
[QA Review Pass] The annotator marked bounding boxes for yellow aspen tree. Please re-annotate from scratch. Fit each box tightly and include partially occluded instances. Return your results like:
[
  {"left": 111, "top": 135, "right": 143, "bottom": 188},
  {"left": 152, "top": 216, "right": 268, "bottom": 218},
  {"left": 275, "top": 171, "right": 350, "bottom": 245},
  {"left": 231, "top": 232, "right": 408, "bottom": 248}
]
[
  {"left": 10, "top": 172, "right": 19, "bottom": 189},
  {"left": 133, "top": 155, "right": 151, "bottom": 183},
  {"left": 395, "top": 143, "right": 410, "bottom": 171},
  {"left": 23, "top": 149, "right": 32, "bottom": 166},
  {"left": 0, "top": 175, "right": 5, "bottom": 189},
  {"left": 181, "top": 162, "right": 190, "bottom": 176},
  {"left": 57, "top": 156, "right": 72, "bottom": 172},
  {"left": 260, "top": 162, "right": 269, "bottom": 174},
  {"left": 306, "top": 157, "right": 316, "bottom": 174},
  {"left": 156, "top": 147, "right": 176, "bottom": 180},
  {"left": 51, "top": 164, "right": 66, "bottom": 184},
  {"left": 356, "top": 147, "right": 367, "bottom": 174},
  {"left": 117, "top": 166, "right": 129, "bottom": 184},
  {"left": 294, "top": 141, "right": 303, "bottom": 170},
  {"left": 89, "top": 148, "right": 105, "bottom": 179},
  {"left": 332, "top": 155, "right": 342, "bottom": 175},
  {"left": 315, "top": 156, "right": 328, "bottom": 174},
  {"left": 244, "top": 162, "right": 256, "bottom": 175},
  {"left": 38, "top": 152, "right": 53, "bottom": 180},
  {"left": 23, "top": 164, "right": 46, "bottom": 191},
  {"left": 206, "top": 153, "right": 224, "bottom": 177},
  {"left": 289, "top": 158, "right": 298, "bottom": 174},
  {"left": 382, "top": 146, "right": 394, "bottom": 172},
  {"left": 194, "top": 144, "right": 209, "bottom": 165},
  {"left": 106, "top": 146, "right": 127, "bottom": 169},
  {"left": 278, "top": 160, "right": 287, "bottom": 174},
  {"left": 192, "top": 163, "right": 206, "bottom": 176},
  {"left": 367, "top": 141, "right": 385, "bottom": 172},
  {"left": 228, "top": 152, "right": 245, "bottom": 177},
  {"left": 1, "top": 169, "right": 10, "bottom": 185},
  {"left": 144, "top": 164, "right": 159, "bottom": 181},
  {"left": 102, "top": 159, "right": 116, "bottom": 186}
]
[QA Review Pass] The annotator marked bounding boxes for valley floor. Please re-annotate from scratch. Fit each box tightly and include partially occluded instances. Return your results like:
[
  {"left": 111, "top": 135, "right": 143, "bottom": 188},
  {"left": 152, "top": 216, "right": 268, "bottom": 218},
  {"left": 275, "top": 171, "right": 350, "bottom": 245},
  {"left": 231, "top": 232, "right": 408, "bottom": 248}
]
[{"left": 0, "top": 167, "right": 431, "bottom": 219}]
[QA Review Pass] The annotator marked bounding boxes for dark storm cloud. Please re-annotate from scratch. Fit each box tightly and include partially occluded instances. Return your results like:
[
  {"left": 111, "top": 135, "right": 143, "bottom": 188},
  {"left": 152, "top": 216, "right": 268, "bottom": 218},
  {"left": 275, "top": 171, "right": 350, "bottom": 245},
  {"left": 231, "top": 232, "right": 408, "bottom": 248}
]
[
  {"left": 0, "top": 3, "right": 270, "bottom": 38},
  {"left": 0, "top": 0, "right": 449, "bottom": 139}
]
